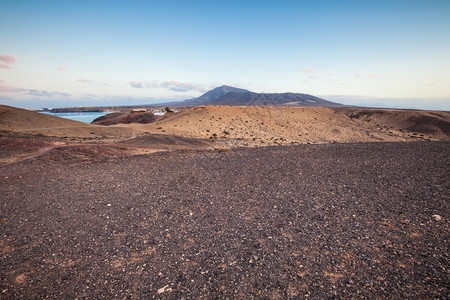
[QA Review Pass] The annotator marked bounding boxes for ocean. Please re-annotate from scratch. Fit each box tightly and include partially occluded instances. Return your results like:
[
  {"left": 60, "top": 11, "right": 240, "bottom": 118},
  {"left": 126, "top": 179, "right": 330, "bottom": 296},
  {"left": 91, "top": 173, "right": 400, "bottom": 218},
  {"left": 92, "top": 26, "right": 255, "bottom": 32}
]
[{"left": 39, "top": 112, "right": 108, "bottom": 124}]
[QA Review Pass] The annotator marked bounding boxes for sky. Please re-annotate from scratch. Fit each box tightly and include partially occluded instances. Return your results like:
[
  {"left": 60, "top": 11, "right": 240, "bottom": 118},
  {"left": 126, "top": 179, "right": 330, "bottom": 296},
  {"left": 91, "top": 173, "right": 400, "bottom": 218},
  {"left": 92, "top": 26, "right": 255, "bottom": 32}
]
[{"left": 1, "top": 0, "right": 449, "bottom": 110}]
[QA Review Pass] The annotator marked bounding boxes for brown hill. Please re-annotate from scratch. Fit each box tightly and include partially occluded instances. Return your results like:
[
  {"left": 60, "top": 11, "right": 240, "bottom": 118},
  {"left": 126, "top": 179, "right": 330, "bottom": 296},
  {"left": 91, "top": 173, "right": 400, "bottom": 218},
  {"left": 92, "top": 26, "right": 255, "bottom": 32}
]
[
  {"left": 340, "top": 108, "right": 450, "bottom": 139},
  {"left": 0, "top": 105, "right": 89, "bottom": 131},
  {"left": 92, "top": 112, "right": 157, "bottom": 125},
  {"left": 0, "top": 105, "right": 137, "bottom": 138},
  {"left": 137, "top": 105, "right": 450, "bottom": 146}
]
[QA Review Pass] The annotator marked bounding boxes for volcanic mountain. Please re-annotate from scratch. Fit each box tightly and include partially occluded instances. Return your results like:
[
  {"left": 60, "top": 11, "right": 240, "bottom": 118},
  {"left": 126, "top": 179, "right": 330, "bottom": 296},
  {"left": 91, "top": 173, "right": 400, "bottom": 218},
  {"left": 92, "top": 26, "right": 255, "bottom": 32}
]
[{"left": 172, "top": 85, "right": 342, "bottom": 107}]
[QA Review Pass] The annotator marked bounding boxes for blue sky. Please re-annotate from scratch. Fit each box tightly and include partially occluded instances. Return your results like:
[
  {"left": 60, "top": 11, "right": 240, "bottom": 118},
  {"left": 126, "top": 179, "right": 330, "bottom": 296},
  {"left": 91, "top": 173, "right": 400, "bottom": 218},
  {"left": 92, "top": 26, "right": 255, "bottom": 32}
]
[{"left": 1, "top": 0, "right": 449, "bottom": 110}]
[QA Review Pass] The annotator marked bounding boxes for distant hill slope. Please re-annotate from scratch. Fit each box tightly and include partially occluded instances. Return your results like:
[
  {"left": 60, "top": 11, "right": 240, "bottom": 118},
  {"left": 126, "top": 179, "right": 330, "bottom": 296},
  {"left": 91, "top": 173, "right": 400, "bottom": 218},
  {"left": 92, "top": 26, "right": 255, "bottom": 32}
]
[
  {"left": 0, "top": 105, "right": 88, "bottom": 131},
  {"left": 167, "top": 85, "right": 342, "bottom": 107},
  {"left": 339, "top": 107, "right": 450, "bottom": 136},
  {"left": 0, "top": 105, "right": 137, "bottom": 138}
]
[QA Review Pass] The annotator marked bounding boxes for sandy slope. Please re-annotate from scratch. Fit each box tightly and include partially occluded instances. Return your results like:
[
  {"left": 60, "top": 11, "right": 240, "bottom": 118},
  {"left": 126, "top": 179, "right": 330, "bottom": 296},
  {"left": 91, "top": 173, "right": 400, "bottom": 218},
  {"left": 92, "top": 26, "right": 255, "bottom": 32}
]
[
  {"left": 135, "top": 105, "right": 450, "bottom": 146},
  {"left": 339, "top": 107, "right": 450, "bottom": 140}
]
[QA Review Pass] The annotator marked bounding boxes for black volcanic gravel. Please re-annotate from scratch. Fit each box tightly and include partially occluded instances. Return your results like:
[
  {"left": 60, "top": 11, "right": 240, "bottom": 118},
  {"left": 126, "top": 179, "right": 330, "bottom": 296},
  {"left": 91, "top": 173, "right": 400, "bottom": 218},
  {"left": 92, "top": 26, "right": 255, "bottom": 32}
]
[{"left": 0, "top": 142, "right": 449, "bottom": 299}]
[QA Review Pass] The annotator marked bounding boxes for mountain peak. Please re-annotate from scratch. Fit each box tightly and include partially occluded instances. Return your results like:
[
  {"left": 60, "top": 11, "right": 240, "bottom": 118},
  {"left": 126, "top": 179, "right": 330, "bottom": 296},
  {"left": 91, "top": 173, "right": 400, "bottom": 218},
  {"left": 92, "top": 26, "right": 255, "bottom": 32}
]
[
  {"left": 180, "top": 85, "right": 249, "bottom": 106},
  {"left": 211, "top": 85, "right": 249, "bottom": 94},
  {"left": 169, "top": 85, "right": 342, "bottom": 107}
]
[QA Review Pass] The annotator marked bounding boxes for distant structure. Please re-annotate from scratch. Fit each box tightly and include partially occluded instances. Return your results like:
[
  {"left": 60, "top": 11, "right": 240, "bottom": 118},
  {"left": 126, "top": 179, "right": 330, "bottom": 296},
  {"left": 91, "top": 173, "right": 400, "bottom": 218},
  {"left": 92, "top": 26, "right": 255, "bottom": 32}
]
[
  {"left": 152, "top": 109, "right": 166, "bottom": 116},
  {"left": 131, "top": 108, "right": 148, "bottom": 114}
]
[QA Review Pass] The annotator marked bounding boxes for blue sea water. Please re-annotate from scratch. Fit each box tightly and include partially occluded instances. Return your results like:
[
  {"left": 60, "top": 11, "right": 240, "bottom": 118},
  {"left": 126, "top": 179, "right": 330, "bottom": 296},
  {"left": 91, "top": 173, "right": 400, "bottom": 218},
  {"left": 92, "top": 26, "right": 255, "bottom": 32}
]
[{"left": 39, "top": 112, "right": 108, "bottom": 124}]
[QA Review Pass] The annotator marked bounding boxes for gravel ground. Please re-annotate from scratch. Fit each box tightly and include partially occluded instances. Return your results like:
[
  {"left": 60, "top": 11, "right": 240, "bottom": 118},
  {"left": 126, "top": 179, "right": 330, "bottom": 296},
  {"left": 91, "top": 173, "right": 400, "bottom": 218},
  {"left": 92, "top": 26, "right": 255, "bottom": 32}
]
[{"left": 0, "top": 142, "right": 448, "bottom": 299}]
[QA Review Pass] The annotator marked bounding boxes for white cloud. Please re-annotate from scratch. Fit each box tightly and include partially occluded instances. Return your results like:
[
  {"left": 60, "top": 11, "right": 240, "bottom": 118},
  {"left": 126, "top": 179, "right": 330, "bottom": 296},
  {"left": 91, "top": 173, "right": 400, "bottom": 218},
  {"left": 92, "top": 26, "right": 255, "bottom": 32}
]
[
  {"left": 77, "top": 78, "right": 93, "bottom": 83},
  {"left": 130, "top": 81, "right": 143, "bottom": 88},
  {"left": 0, "top": 62, "right": 12, "bottom": 69},
  {"left": 160, "top": 81, "right": 204, "bottom": 92},
  {"left": 303, "top": 67, "right": 316, "bottom": 73},
  {"left": 0, "top": 54, "right": 16, "bottom": 65},
  {"left": 0, "top": 82, "right": 25, "bottom": 92},
  {"left": 27, "top": 89, "right": 70, "bottom": 97},
  {"left": 129, "top": 80, "right": 206, "bottom": 92}
]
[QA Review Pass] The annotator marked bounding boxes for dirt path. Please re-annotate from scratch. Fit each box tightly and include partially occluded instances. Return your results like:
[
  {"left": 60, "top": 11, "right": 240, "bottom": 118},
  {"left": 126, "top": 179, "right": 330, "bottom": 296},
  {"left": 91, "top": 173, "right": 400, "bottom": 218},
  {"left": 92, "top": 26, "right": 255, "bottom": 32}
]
[
  {"left": 0, "top": 142, "right": 448, "bottom": 298},
  {"left": 0, "top": 133, "right": 215, "bottom": 164}
]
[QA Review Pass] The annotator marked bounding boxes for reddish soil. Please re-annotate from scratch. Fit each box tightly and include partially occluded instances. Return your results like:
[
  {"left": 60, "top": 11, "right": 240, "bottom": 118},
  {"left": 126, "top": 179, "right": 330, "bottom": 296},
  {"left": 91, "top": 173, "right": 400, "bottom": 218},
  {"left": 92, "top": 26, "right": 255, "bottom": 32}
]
[{"left": 0, "top": 132, "right": 215, "bottom": 164}]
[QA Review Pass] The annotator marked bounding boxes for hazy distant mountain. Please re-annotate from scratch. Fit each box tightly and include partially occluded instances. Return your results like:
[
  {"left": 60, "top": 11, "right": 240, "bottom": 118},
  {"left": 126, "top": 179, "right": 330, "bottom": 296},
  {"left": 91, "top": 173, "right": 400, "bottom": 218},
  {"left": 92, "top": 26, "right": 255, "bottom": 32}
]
[
  {"left": 167, "top": 85, "right": 342, "bottom": 107},
  {"left": 179, "top": 85, "right": 249, "bottom": 106},
  {"left": 209, "top": 90, "right": 342, "bottom": 107}
]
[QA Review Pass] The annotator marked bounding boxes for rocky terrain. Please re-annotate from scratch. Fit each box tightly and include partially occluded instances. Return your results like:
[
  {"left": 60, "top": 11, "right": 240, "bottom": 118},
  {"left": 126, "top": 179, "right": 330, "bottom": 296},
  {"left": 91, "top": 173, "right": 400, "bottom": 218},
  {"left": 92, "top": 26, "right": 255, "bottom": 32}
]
[
  {"left": 1, "top": 103, "right": 449, "bottom": 298},
  {"left": 0, "top": 142, "right": 448, "bottom": 298}
]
